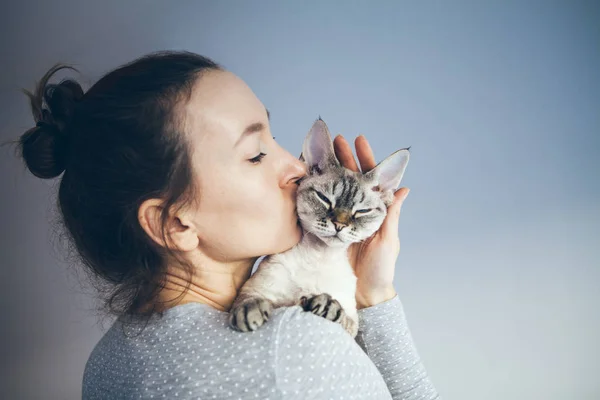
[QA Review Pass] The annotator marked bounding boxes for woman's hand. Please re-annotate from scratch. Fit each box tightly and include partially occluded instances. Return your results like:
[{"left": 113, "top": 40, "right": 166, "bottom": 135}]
[{"left": 333, "top": 134, "right": 410, "bottom": 309}]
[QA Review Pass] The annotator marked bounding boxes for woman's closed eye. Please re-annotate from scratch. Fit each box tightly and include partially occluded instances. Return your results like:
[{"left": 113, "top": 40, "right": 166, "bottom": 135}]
[{"left": 248, "top": 152, "right": 266, "bottom": 164}]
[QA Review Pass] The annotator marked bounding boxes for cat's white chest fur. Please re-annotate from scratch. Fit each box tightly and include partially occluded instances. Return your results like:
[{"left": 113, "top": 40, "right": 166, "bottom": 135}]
[{"left": 250, "top": 233, "right": 358, "bottom": 317}]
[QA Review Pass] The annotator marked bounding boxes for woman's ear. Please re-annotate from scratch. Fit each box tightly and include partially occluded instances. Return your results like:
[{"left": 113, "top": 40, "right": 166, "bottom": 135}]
[{"left": 138, "top": 198, "right": 199, "bottom": 252}]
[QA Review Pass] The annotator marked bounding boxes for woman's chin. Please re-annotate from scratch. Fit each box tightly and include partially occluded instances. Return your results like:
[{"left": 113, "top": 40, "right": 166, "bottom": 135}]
[{"left": 276, "top": 223, "right": 303, "bottom": 253}]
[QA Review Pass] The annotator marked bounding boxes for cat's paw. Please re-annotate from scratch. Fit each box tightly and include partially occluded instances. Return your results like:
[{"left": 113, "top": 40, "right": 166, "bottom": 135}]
[
  {"left": 300, "top": 293, "right": 345, "bottom": 323},
  {"left": 300, "top": 293, "right": 359, "bottom": 338},
  {"left": 228, "top": 298, "right": 274, "bottom": 333}
]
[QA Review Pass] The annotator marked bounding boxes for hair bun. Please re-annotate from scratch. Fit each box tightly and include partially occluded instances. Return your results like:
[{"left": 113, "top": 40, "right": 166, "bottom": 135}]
[
  {"left": 20, "top": 122, "right": 69, "bottom": 179},
  {"left": 19, "top": 64, "right": 84, "bottom": 179}
]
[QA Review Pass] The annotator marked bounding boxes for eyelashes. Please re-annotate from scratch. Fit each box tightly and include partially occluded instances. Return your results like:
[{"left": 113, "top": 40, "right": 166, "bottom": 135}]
[
  {"left": 248, "top": 132, "right": 277, "bottom": 164},
  {"left": 248, "top": 152, "right": 266, "bottom": 164}
]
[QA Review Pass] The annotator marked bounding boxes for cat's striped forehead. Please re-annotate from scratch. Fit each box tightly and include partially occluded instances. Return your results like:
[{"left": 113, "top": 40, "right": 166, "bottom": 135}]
[
  {"left": 301, "top": 167, "right": 374, "bottom": 208},
  {"left": 329, "top": 174, "right": 368, "bottom": 208}
]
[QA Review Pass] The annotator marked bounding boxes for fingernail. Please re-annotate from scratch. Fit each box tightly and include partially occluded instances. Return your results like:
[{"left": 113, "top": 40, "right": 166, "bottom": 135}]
[{"left": 403, "top": 189, "right": 410, "bottom": 200}]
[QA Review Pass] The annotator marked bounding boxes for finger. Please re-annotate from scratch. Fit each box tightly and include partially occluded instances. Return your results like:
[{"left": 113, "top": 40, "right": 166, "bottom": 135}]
[
  {"left": 355, "top": 135, "right": 377, "bottom": 173},
  {"left": 381, "top": 187, "right": 410, "bottom": 238},
  {"left": 334, "top": 135, "right": 360, "bottom": 172}
]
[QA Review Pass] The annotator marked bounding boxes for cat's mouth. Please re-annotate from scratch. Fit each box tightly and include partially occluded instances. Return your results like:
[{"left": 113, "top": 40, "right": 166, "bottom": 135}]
[{"left": 321, "top": 233, "right": 347, "bottom": 245}]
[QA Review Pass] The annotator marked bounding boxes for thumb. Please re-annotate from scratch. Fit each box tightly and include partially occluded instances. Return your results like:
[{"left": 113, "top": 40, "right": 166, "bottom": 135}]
[{"left": 381, "top": 187, "right": 410, "bottom": 238}]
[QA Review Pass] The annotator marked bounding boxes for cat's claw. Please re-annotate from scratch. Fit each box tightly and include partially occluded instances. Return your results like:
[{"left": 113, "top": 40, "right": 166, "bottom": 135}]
[{"left": 228, "top": 297, "right": 274, "bottom": 333}]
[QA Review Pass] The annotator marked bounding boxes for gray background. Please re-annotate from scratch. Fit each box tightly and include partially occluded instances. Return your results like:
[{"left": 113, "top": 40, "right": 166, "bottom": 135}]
[{"left": 1, "top": 1, "right": 598, "bottom": 399}]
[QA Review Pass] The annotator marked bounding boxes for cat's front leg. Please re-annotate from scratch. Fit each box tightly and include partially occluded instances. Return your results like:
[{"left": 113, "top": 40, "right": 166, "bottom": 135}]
[
  {"left": 300, "top": 293, "right": 359, "bottom": 338},
  {"left": 229, "top": 258, "right": 299, "bottom": 333},
  {"left": 228, "top": 290, "right": 274, "bottom": 333}
]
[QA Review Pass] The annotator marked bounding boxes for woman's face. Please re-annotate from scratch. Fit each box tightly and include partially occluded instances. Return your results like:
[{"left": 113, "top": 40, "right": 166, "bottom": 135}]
[{"left": 183, "top": 70, "right": 306, "bottom": 262}]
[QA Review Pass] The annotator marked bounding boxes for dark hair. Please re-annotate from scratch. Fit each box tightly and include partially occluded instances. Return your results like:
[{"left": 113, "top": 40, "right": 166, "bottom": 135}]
[{"left": 12, "top": 51, "right": 222, "bottom": 325}]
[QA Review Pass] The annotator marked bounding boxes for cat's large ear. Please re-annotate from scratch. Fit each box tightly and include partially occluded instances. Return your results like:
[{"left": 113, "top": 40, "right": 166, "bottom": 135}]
[
  {"left": 365, "top": 147, "right": 410, "bottom": 192},
  {"left": 302, "top": 118, "right": 340, "bottom": 173}
]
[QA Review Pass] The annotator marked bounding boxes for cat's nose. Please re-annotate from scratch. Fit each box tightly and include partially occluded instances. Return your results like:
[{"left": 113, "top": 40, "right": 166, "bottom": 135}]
[
  {"left": 332, "top": 210, "right": 351, "bottom": 232},
  {"left": 333, "top": 221, "right": 348, "bottom": 232}
]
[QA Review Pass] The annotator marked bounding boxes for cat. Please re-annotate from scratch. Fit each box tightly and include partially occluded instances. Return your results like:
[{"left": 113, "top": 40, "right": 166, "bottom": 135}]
[{"left": 228, "top": 118, "right": 410, "bottom": 338}]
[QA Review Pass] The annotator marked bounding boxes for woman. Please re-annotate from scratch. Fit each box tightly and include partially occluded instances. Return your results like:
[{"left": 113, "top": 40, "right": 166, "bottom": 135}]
[{"left": 17, "top": 51, "right": 440, "bottom": 399}]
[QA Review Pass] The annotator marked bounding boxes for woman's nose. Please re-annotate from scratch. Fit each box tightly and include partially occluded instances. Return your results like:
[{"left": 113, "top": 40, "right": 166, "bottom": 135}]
[{"left": 281, "top": 153, "right": 307, "bottom": 188}]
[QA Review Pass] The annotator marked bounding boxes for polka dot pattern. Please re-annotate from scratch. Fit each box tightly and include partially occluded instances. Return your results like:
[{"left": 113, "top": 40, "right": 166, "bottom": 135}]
[
  {"left": 356, "top": 296, "right": 441, "bottom": 400},
  {"left": 82, "top": 295, "right": 440, "bottom": 399}
]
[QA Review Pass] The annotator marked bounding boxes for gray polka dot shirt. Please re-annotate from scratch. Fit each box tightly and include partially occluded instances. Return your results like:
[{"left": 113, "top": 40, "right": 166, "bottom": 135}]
[{"left": 83, "top": 294, "right": 440, "bottom": 399}]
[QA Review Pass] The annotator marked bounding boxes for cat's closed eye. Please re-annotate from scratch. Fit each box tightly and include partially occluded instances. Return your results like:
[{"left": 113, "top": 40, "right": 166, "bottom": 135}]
[
  {"left": 314, "top": 190, "right": 332, "bottom": 209},
  {"left": 354, "top": 209, "right": 373, "bottom": 217}
]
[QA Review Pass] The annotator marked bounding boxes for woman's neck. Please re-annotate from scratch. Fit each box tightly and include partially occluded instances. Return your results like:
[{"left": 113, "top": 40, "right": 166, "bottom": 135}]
[{"left": 153, "top": 256, "right": 257, "bottom": 313}]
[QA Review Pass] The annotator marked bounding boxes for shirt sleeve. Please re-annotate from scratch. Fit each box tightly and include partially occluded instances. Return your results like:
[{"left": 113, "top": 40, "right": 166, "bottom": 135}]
[
  {"left": 354, "top": 294, "right": 441, "bottom": 400},
  {"left": 273, "top": 305, "right": 394, "bottom": 399}
]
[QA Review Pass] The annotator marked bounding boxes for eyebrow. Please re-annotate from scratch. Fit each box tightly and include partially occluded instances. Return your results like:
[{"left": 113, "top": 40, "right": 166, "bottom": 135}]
[{"left": 234, "top": 107, "right": 271, "bottom": 147}]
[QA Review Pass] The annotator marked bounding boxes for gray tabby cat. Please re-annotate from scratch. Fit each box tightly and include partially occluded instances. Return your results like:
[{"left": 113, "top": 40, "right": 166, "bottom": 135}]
[{"left": 228, "top": 118, "right": 409, "bottom": 338}]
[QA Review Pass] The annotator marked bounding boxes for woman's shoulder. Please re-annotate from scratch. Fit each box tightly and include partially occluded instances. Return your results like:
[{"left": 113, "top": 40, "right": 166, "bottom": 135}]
[
  {"left": 83, "top": 303, "right": 390, "bottom": 399},
  {"left": 83, "top": 302, "right": 359, "bottom": 365},
  {"left": 266, "top": 305, "right": 393, "bottom": 398}
]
